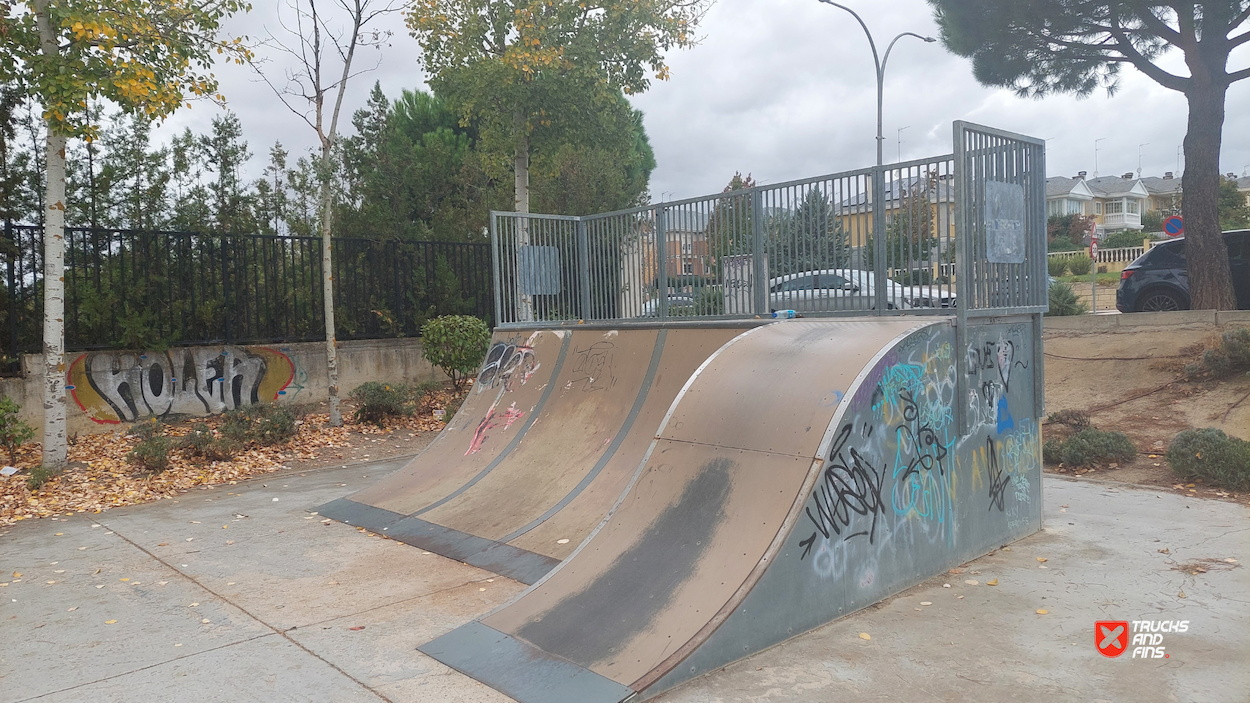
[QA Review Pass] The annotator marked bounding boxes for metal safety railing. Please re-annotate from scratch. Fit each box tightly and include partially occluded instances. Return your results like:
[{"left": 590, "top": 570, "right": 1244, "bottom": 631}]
[
  {"left": 491, "top": 122, "right": 1047, "bottom": 327},
  {"left": 1, "top": 224, "right": 493, "bottom": 366}
]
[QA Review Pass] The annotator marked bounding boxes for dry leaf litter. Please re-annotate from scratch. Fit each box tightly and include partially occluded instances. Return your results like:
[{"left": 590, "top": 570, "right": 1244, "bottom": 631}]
[{"left": 0, "top": 387, "right": 465, "bottom": 526}]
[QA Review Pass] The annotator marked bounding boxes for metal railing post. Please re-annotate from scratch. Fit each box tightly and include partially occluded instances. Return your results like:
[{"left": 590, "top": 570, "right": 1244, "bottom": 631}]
[
  {"left": 655, "top": 206, "right": 668, "bottom": 318},
  {"left": 752, "top": 189, "right": 767, "bottom": 314},
  {"left": 490, "top": 214, "right": 504, "bottom": 326},
  {"left": 872, "top": 165, "right": 888, "bottom": 313},
  {"left": 952, "top": 121, "right": 970, "bottom": 436},
  {"left": 577, "top": 218, "right": 591, "bottom": 320}
]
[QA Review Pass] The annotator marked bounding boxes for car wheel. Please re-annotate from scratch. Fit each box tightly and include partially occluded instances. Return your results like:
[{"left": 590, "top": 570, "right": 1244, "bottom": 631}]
[{"left": 1137, "top": 289, "right": 1187, "bottom": 312}]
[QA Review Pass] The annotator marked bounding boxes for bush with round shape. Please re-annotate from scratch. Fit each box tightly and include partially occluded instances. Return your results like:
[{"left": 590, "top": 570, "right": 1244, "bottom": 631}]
[
  {"left": 350, "top": 382, "right": 415, "bottom": 426},
  {"left": 421, "top": 315, "right": 491, "bottom": 389},
  {"left": 1166, "top": 428, "right": 1250, "bottom": 491},
  {"left": 1042, "top": 428, "right": 1135, "bottom": 467},
  {"left": 1046, "top": 257, "right": 1068, "bottom": 276}
]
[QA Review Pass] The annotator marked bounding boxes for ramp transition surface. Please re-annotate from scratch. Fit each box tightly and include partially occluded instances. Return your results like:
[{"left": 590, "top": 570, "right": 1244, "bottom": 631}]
[
  {"left": 414, "top": 317, "right": 1043, "bottom": 701},
  {"left": 318, "top": 324, "right": 756, "bottom": 583}
]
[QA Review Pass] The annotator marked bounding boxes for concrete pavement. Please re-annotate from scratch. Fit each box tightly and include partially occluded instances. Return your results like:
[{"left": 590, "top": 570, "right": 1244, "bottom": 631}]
[{"left": 2, "top": 462, "right": 1247, "bottom": 703}]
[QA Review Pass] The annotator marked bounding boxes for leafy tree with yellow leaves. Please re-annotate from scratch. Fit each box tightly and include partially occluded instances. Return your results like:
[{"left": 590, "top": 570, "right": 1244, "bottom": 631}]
[
  {"left": 0, "top": 1, "right": 250, "bottom": 469},
  {"left": 406, "top": 0, "right": 711, "bottom": 217}
]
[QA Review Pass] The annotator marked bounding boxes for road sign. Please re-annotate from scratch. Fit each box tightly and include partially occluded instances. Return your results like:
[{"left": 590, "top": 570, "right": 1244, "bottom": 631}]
[
  {"left": 1090, "top": 241, "right": 1099, "bottom": 258},
  {"left": 1163, "top": 215, "right": 1184, "bottom": 236}
]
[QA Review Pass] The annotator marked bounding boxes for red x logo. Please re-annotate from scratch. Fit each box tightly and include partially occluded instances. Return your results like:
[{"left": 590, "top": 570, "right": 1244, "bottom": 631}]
[{"left": 1096, "top": 621, "right": 1129, "bottom": 658}]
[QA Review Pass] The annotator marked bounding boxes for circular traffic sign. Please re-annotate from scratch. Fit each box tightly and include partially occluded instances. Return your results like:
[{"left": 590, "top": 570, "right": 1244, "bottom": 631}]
[{"left": 1163, "top": 215, "right": 1184, "bottom": 236}]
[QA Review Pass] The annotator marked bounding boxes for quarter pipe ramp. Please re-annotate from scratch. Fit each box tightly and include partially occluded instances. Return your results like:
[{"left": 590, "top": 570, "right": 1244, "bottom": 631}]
[{"left": 324, "top": 316, "right": 1042, "bottom": 701}]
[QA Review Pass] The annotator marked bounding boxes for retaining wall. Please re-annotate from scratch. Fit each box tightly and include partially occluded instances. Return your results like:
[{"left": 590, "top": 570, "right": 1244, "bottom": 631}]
[{"left": 0, "top": 338, "right": 440, "bottom": 435}]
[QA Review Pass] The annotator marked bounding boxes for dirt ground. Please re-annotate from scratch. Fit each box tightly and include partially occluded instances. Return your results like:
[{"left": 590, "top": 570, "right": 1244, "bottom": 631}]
[{"left": 1043, "top": 319, "right": 1250, "bottom": 504}]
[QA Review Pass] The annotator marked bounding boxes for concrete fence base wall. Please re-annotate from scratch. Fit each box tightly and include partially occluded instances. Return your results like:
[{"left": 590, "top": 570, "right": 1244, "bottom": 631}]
[{"left": 0, "top": 338, "right": 441, "bottom": 436}]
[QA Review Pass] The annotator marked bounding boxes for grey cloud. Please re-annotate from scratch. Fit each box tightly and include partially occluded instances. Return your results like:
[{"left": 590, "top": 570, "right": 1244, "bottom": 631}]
[{"left": 154, "top": 0, "right": 1250, "bottom": 204}]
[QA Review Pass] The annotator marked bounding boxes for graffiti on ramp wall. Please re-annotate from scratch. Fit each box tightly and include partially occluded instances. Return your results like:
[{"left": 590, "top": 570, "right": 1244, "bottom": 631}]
[{"left": 68, "top": 347, "right": 295, "bottom": 424}]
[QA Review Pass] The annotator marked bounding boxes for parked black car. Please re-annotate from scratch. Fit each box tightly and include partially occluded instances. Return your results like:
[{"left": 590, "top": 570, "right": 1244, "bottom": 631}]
[{"left": 1116, "top": 230, "right": 1250, "bottom": 312}]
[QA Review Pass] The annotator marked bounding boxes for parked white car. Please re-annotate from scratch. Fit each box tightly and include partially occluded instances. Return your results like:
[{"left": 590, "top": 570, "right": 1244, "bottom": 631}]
[
  {"left": 897, "top": 282, "right": 957, "bottom": 308},
  {"left": 768, "top": 269, "right": 913, "bottom": 312}
]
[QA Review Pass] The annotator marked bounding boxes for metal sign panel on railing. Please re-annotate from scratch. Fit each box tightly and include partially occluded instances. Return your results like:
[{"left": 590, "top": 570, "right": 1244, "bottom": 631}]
[
  {"left": 518, "top": 246, "right": 562, "bottom": 295},
  {"left": 985, "top": 181, "right": 1026, "bottom": 264}
]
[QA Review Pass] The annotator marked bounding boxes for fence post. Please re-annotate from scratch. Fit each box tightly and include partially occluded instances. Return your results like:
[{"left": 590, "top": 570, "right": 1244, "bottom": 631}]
[
  {"left": 655, "top": 206, "right": 668, "bottom": 318},
  {"left": 222, "top": 235, "right": 232, "bottom": 344},
  {"left": 490, "top": 214, "right": 505, "bottom": 326},
  {"left": 872, "top": 165, "right": 888, "bottom": 313},
  {"left": 952, "top": 122, "right": 970, "bottom": 436},
  {"left": 752, "top": 189, "right": 767, "bottom": 314},
  {"left": 390, "top": 240, "right": 401, "bottom": 330},
  {"left": 5, "top": 220, "right": 15, "bottom": 367},
  {"left": 577, "top": 218, "right": 591, "bottom": 320}
]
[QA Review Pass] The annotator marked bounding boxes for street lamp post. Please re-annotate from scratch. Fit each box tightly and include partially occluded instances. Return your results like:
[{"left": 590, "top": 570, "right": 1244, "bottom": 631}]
[{"left": 816, "top": 1, "right": 935, "bottom": 165}]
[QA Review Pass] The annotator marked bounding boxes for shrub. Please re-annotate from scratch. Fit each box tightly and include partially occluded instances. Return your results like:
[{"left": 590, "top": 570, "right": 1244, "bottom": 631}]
[
  {"left": 350, "top": 382, "right": 416, "bottom": 426},
  {"left": 221, "top": 403, "right": 297, "bottom": 446},
  {"left": 1182, "top": 326, "right": 1250, "bottom": 379},
  {"left": 1102, "top": 229, "right": 1149, "bottom": 250},
  {"left": 26, "top": 465, "right": 59, "bottom": 490},
  {"left": 694, "top": 286, "right": 724, "bottom": 316},
  {"left": 1047, "top": 409, "right": 1091, "bottom": 432},
  {"left": 1046, "top": 257, "right": 1069, "bottom": 276},
  {"left": 0, "top": 395, "right": 34, "bottom": 465},
  {"left": 1046, "top": 281, "right": 1089, "bottom": 316},
  {"left": 127, "top": 421, "right": 172, "bottom": 472},
  {"left": 1166, "top": 428, "right": 1250, "bottom": 491},
  {"left": 421, "top": 315, "right": 491, "bottom": 389},
  {"left": 1067, "top": 256, "right": 1093, "bottom": 275},
  {"left": 1043, "top": 428, "right": 1136, "bottom": 467},
  {"left": 181, "top": 423, "right": 239, "bottom": 461},
  {"left": 1047, "top": 237, "right": 1081, "bottom": 252}
]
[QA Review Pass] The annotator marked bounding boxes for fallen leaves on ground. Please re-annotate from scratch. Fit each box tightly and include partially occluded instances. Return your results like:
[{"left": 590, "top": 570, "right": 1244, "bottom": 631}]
[{"left": 0, "top": 389, "right": 466, "bottom": 526}]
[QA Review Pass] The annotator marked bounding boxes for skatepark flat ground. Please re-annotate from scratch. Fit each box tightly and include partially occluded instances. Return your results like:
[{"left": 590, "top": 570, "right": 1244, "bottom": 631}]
[{"left": 2, "top": 460, "right": 1247, "bottom": 703}]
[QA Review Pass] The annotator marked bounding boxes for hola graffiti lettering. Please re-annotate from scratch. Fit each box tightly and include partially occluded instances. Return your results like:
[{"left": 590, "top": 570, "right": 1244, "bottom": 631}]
[{"left": 69, "top": 347, "right": 294, "bottom": 424}]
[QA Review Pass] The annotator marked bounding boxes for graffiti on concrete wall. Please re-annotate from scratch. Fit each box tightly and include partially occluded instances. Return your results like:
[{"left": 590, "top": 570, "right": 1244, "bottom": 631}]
[
  {"left": 799, "top": 326, "right": 959, "bottom": 579},
  {"left": 796, "top": 323, "right": 1041, "bottom": 584},
  {"left": 69, "top": 347, "right": 295, "bottom": 424},
  {"left": 966, "top": 328, "right": 1028, "bottom": 433}
]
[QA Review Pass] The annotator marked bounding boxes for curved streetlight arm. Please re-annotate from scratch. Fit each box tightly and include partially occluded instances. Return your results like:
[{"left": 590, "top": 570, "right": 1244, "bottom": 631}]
[
  {"left": 882, "top": 31, "right": 933, "bottom": 74},
  {"left": 816, "top": 1, "right": 934, "bottom": 165},
  {"left": 815, "top": 0, "right": 881, "bottom": 74}
]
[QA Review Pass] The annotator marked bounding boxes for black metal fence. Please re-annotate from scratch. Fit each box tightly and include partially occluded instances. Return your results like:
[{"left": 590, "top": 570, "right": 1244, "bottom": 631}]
[{"left": 1, "top": 223, "right": 493, "bottom": 364}]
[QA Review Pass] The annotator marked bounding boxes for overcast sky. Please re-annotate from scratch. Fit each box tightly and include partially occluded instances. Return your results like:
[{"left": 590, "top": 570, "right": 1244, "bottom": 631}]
[{"left": 155, "top": 0, "right": 1250, "bottom": 205}]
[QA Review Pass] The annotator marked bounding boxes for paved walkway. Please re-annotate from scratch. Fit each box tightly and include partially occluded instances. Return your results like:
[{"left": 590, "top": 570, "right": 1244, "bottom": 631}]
[{"left": 2, "top": 462, "right": 1247, "bottom": 702}]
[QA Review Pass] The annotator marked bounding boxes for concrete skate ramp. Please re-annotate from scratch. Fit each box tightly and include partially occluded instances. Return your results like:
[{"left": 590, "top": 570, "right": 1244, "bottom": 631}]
[
  {"left": 419, "top": 317, "right": 1044, "bottom": 701},
  {"left": 318, "top": 323, "right": 756, "bottom": 584}
]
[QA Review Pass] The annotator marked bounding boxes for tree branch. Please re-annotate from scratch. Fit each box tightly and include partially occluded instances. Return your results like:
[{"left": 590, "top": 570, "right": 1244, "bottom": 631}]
[
  {"left": 1107, "top": 15, "right": 1189, "bottom": 91},
  {"left": 1131, "top": 4, "right": 1183, "bottom": 46}
]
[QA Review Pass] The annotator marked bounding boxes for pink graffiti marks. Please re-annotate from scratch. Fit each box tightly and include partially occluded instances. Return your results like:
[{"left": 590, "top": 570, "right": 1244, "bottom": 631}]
[{"left": 465, "top": 400, "right": 525, "bottom": 455}]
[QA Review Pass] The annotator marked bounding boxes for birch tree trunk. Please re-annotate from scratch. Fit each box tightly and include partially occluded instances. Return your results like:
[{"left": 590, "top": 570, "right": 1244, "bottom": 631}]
[
  {"left": 514, "top": 117, "right": 534, "bottom": 322},
  {"left": 40, "top": 131, "right": 67, "bottom": 469},
  {"left": 35, "top": 0, "right": 67, "bottom": 469},
  {"left": 320, "top": 161, "right": 341, "bottom": 426}
]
